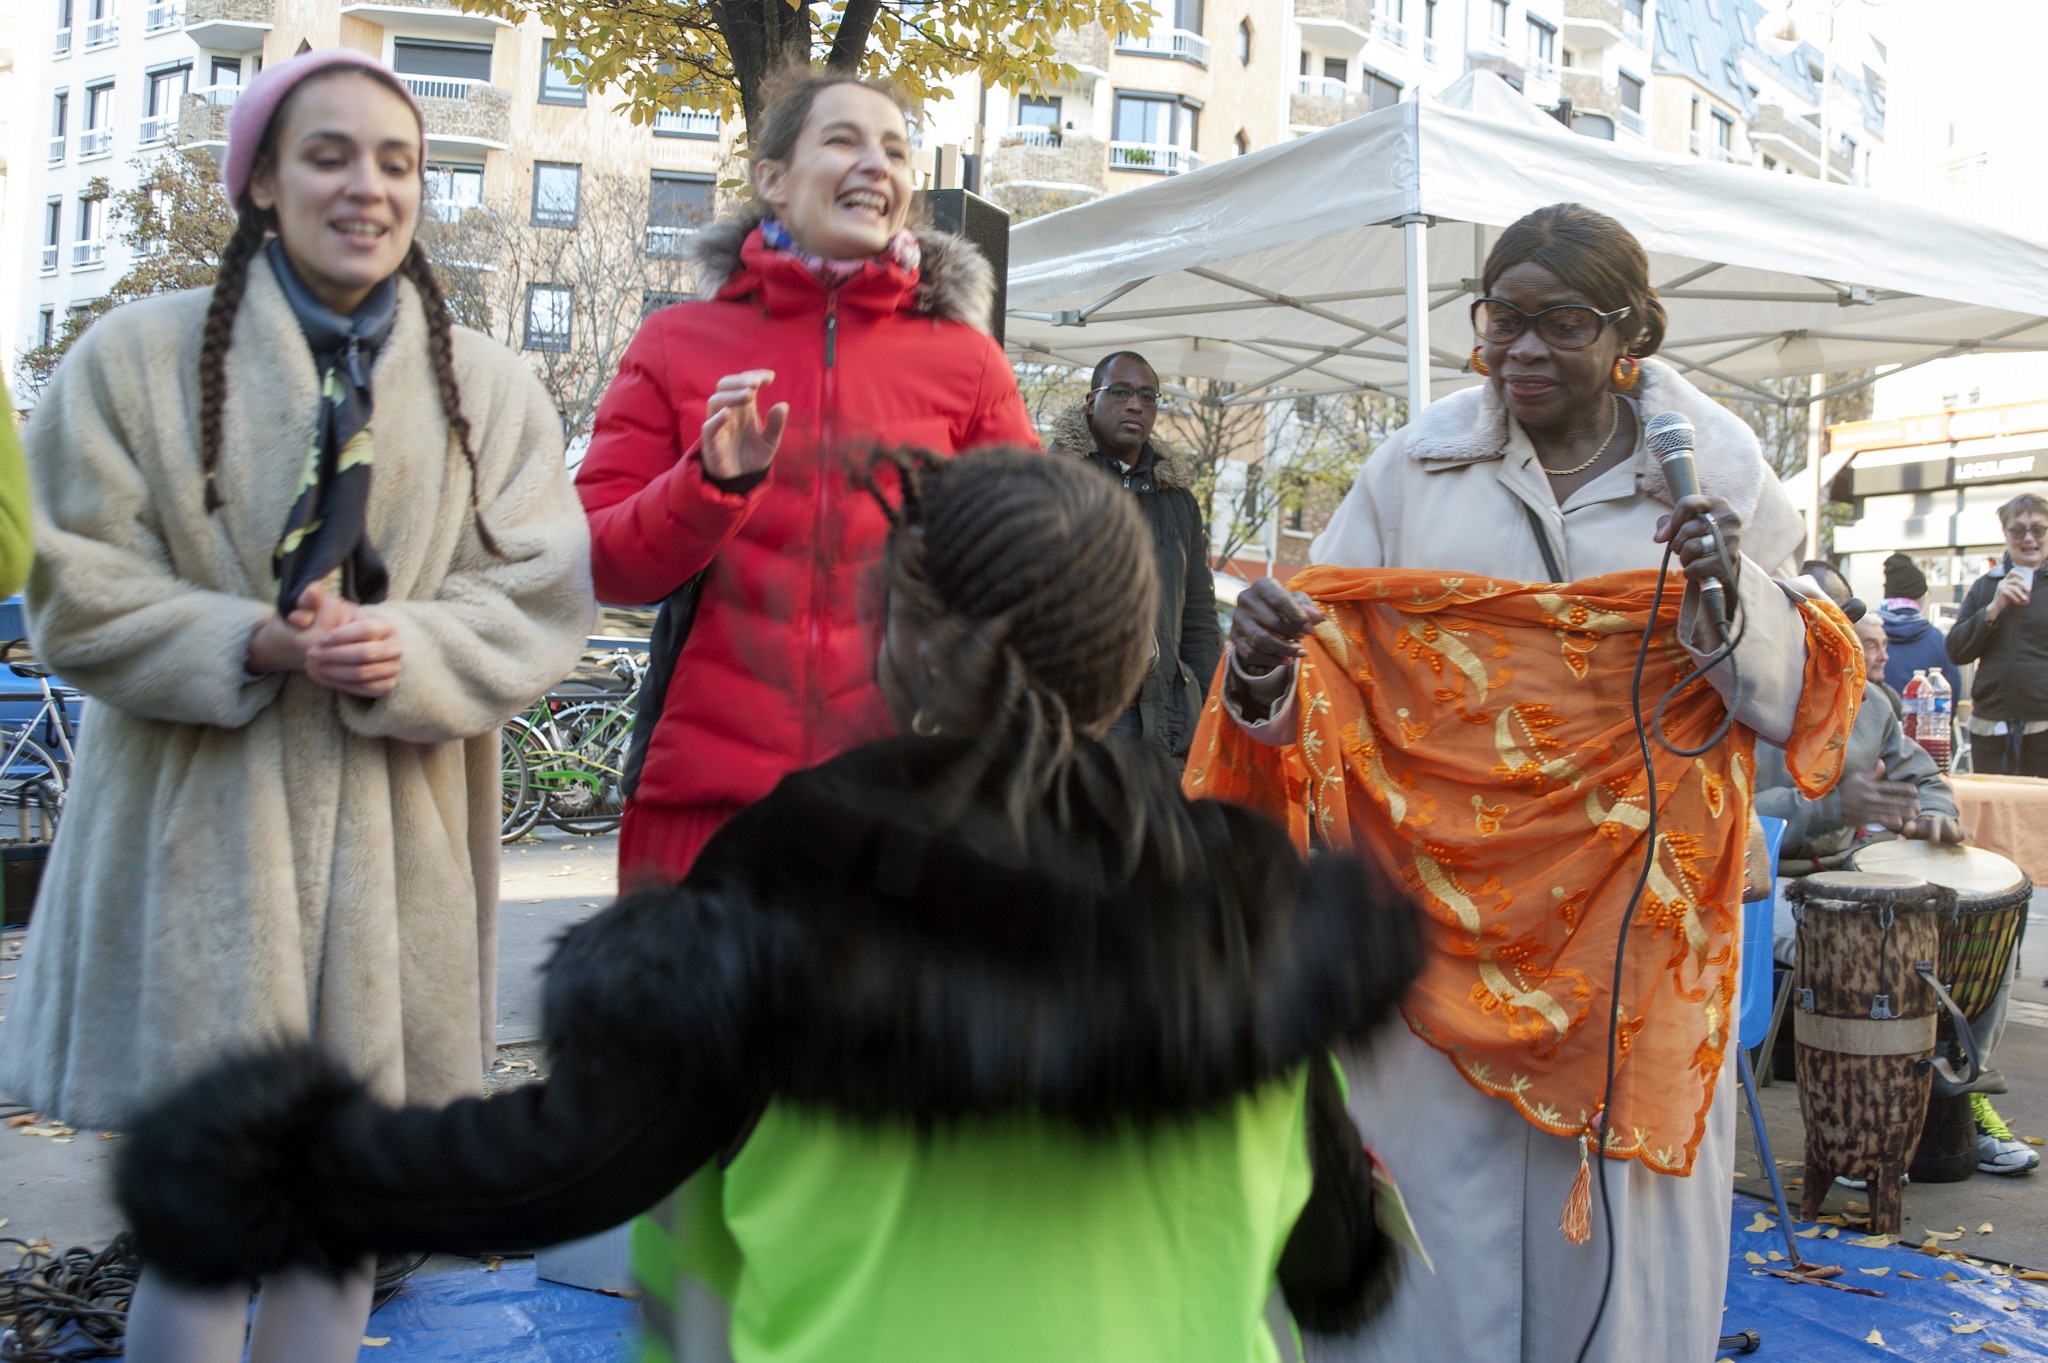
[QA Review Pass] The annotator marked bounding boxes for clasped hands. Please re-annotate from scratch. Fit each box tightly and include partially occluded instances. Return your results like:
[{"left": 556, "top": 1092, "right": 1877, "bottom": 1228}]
[{"left": 247, "top": 582, "right": 402, "bottom": 698}]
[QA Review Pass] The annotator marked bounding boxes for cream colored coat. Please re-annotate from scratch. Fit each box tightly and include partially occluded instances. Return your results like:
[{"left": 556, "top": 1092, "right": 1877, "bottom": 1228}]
[
  {"left": 0, "top": 259, "right": 593, "bottom": 1129},
  {"left": 1234, "top": 361, "right": 1812, "bottom": 1363}
]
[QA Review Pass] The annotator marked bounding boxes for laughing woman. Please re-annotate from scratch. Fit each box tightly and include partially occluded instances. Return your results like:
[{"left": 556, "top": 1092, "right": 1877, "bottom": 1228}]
[{"left": 0, "top": 49, "right": 591, "bottom": 1361}]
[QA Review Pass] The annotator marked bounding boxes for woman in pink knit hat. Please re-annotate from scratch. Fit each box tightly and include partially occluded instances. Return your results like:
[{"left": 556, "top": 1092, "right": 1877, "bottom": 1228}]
[{"left": 0, "top": 47, "right": 593, "bottom": 1361}]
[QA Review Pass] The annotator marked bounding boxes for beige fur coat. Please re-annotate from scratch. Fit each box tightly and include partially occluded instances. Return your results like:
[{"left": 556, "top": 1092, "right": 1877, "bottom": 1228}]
[{"left": 0, "top": 257, "right": 594, "bottom": 1129}]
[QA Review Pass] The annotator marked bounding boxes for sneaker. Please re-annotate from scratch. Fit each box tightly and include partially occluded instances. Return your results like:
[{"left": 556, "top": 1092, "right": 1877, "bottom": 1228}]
[{"left": 1978, "top": 1133, "right": 2040, "bottom": 1176}]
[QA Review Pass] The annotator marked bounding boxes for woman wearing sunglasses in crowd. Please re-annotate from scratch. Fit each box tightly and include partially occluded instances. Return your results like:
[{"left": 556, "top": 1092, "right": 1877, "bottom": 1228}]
[
  {"left": 1216, "top": 204, "right": 1840, "bottom": 1363},
  {"left": 1946, "top": 492, "right": 2048, "bottom": 776}
]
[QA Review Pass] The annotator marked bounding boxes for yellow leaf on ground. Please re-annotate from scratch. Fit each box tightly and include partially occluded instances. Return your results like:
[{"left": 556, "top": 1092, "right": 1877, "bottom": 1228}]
[
  {"left": 1945, "top": 1273, "right": 1966, "bottom": 1282},
  {"left": 1926, "top": 1229, "right": 1966, "bottom": 1242},
  {"left": 2002, "top": 1303, "right": 2021, "bottom": 1312},
  {"left": 1953, "top": 1322, "right": 1986, "bottom": 1334},
  {"left": 1766, "top": 1251, "right": 1784, "bottom": 1261},
  {"left": 1983, "top": 1344, "right": 2012, "bottom": 1355},
  {"left": 1796, "top": 1226, "right": 1825, "bottom": 1240},
  {"left": 361, "top": 1338, "right": 390, "bottom": 1348},
  {"left": 1859, "top": 1267, "right": 1890, "bottom": 1277},
  {"left": 1981, "top": 1223, "right": 1996, "bottom": 1234},
  {"left": 1852, "top": 1234, "right": 1894, "bottom": 1248},
  {"left": 2027, "top": 1138, "right": 2044, "bottom": 1147},
  {"left": 1744, "top": 1252, "right": 1767, "bottom": 1265},
  {"left": 1746, "top": 1213, "right": 1775, "bottom": 1233},
  {"left": 1824, "top": 1227, "right": 1842, "bottom": 1239},
  {"left": 2016, "top": 1270, "right": 2048, "bottom": 1281},
  {"left": 98, "top": 1131, "right": 118, "bottom": 1141},
  {"left": 1866, "top": 1330, "right": 1885, "bottom": 1346},
  {"left": 1899, "top": 1271, "right": 1924, "bottom": 1279}
]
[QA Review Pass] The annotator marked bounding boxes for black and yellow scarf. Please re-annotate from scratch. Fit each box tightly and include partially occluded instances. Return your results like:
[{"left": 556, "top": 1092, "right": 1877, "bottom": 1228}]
[{"left": 267, "top": 239, "right": 396, "bottom": 613}]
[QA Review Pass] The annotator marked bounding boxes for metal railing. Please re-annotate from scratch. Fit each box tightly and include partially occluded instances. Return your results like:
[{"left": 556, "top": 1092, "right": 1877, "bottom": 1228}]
[
  {"left": 400, "top": 74, "right": 483, "bottom": 102},
  {"left": 145, "top": 1, "right": 181, "bottom": 29},
  {"left": 1621, "top": 10, "right": 1643, "bottom": 44},
  {"left": 1688, "top": 130, "right": 1701, "bottom": 155},
  {"left": 1293, "top": 75, "right": 1348, "bottom": 98},
  {"left": 1004, "top": 124, "right": 1061, "bottom": 147},
  {"left": 47, "top": 135, "right": 64, "bottom": 164},
  {"left": 1527, "top": 55, "right": 1556, "bottom": 81},
  {"left": 1108, "top": 141, "right": 1202, "bottom": 174},
  {"left": 139, "top": 115, "right": 174, "bottom": 144},
  {"left": 40, "top": 246, "right": 58, "bottom": 274},
  {"left": 645, "top": 224, "right": 696, "bottom": 256},
  {"left": 1708, "top": 141, "right": 1738, "bottom": 163},
  {"left": 194, "top": 82, "right": 241, "bottom": 106},
  {"left": 53, "top": 26, "right": 72, "bottom": 53},
  {"left": 651, "top": 108, "right": 719, "bottom": 137},
  {"left": 72, "top": 241, "right": 105, "bottom": 269},
  {"left": 1115, "top": 28, "right": 1210, "bottom": 64},
  {"left": 1422, "top": 36, "right": 1438, "bottom": 62},
  {"left": 84, "top": 15, "right": 118, "bottom": 46},
  {"left": 1374, "top": 15, "right": 1406, "bottom": 45},
  {"left": 79, "top": 128, "right": 112, "bottom": 157}
]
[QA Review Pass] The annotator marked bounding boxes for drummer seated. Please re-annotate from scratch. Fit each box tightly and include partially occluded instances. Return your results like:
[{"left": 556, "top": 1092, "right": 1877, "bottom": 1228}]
[{"left": 1759, "top": 610, "right": 1969, "bottom": 967}]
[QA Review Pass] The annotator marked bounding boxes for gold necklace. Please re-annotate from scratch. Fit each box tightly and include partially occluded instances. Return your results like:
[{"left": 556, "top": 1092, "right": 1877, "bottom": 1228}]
[{"left": 1538, "top": 396, "right": 1621, "bottom": 478}]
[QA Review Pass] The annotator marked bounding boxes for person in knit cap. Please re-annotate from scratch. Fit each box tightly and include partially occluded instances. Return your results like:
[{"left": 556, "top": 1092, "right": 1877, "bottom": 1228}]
[
  {"left": 0, "top": 47, "right": 592, "bottom": 1362},
  {"left": 1878, "top": 551, "right": 1960, "bottom": 696}
]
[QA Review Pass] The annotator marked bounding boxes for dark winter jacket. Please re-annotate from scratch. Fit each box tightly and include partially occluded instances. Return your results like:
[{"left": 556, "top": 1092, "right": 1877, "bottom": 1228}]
[
  {"left": 1947, "top": 557, "right": 2048, "bottom": 723},
  {"left": 1879, "top": 605, "right": 1960, "bottom": 698},
  {"left": 1753, "top": 680, "right": 1957, "bottom": 860},
  {"left": 114, "top": 735, "right": 1422, "bottom": 1342},
  {"left": 576, "top": 215, "right": 1036, "bottom": 869},
  {"left": 1049, "top": 404, "right": 1222, "bottom": 756}
]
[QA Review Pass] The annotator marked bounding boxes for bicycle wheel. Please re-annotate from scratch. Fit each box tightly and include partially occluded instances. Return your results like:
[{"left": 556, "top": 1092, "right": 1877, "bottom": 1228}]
[
  {"left": 501, "top": 720, "right": 548, "bottom": 843},
  {"left": 544, "top": 701, "right": 628, "bottom": 836},
  {"left": 0, "top": 729, "right": 66, "bottom": 845}
]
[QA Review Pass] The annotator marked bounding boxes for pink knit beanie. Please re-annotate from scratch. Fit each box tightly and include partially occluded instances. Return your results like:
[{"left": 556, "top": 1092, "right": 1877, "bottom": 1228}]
[{"left": 222, "top": 48, "right": 426, "bottom": 205}]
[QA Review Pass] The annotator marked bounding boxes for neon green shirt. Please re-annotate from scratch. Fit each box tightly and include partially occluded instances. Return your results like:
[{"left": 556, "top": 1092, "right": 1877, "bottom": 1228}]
[{"left": 638, "top": 1068, "right": 1314, "bottom": 1363}]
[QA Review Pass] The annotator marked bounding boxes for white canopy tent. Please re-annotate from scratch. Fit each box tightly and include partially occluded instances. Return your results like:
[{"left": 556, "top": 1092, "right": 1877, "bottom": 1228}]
[{"left": 1005, "top": 74, "right": 2048, "bottom": 416}]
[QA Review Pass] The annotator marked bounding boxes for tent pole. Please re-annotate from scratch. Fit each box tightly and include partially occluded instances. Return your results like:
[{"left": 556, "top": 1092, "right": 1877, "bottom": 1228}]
[
  {"left": 1805, "top": 373, "right": 1826, "bottom": 560},
  {"left": 1404, "top": 216, "right": 1430, "bottom": 414}
]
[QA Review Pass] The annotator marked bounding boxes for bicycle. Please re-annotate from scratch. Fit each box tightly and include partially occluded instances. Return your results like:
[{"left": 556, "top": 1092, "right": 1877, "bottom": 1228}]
[
  {"left": 501, "top": 650, "right": 646, "bottom": 842},
  {"left": 0, "top": 641, "right": 83, "bottom": 847}
]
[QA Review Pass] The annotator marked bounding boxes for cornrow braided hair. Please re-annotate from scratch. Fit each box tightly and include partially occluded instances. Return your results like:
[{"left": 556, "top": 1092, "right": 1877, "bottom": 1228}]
[{"left": 866, "top": 447, "right": 1160, "bottom": 831}]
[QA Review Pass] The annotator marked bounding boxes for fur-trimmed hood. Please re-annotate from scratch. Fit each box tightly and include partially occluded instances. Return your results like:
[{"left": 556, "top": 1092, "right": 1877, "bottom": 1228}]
[
  {"left": 686, "top": 207, "right": 998, "bottom": 333},
  {"left": 545, "top": 735, "right": 1420, "bottom": 1128},
  {"left": 1407, "top": 356, "right": 1768, "bottom": 513},
  {"left": 1046, "top": 401, "right": 1192, "bottom": 492}
]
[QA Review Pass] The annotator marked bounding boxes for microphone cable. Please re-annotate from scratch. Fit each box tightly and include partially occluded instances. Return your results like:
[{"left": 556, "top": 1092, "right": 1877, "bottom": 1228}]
[{"left": 1572, "top": 531, "right": 1744, "bottom": 1363}]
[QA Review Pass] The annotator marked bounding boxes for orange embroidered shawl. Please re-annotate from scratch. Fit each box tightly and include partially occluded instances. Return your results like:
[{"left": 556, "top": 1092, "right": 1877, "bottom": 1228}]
[{"left": 1185, "top": 568, "right": 1863, "bottom": 1175}]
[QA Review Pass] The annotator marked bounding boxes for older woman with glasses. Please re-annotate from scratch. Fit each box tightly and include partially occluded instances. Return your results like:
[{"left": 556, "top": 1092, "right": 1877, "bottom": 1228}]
[
  {"left": 1948, "top": 492, "right": 2048, "bottom": 776},
  {"left": 1213, "top": 203, "right": 1838, "bottom": 1363}
]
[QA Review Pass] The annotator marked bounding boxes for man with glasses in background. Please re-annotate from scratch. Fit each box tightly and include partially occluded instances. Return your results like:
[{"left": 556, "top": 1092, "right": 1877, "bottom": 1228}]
[
  {"left": 1949, "top": 491, "right": 2048, "bottom": 776},
  {"left": 1050, "top": 351, "right": 1221, "bottom": 761}
]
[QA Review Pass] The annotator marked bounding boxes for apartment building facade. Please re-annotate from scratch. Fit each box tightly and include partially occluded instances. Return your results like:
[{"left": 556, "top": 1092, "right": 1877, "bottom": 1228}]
[{"left": 8, "top": 0, "right": 741, "bottom": 389}]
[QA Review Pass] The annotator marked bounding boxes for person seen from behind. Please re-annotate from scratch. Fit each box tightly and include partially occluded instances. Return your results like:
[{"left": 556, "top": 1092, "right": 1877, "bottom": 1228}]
[
  {"left": 1948, "top": 492, "right": 2048, "bottom": 776},
  {"left": 575, "top": 64, "right": 1036, "bottom": 886},
  {"left": 114, "top": 448, "right": 1425, "bottom": 1363},
  {"left": 1048, "top": 350, "right": 1220, "bottom": 760}
]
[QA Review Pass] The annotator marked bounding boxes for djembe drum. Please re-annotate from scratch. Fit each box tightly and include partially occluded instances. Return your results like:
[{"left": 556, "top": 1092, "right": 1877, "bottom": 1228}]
[
  {"left": 1849, "top": 841, "right": 2034, "bottom": 1182},
  {"left": 1788, "top": 872, "right": 1951, "bottom": 1234}
]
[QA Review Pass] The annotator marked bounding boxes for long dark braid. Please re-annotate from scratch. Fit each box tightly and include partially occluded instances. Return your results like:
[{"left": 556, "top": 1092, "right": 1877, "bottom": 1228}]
[
  {"left": 399, "top": 243, "right": 500, "bottom": 555},
  {"left": 867, "top": 447, "right": 1160, "bottom": 829},
  {"left": 195, "top": 207, "right": 269, "bottom": 512}
]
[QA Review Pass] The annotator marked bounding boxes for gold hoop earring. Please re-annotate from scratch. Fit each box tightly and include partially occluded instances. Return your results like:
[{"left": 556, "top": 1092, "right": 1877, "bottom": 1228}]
[
  {"left": 911, "top": 708, "right": 941, "bottom": 736},
  {"left": 1470, "top": 345, "right": 1490, "bottom": 377},
  {"left": 1612, "top": 355, "right": 1642, "bottom": 392}
]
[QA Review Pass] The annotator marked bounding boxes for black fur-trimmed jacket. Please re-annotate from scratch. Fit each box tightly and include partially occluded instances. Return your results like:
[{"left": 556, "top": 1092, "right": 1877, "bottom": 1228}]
[{"left": 116, "top": 735, "right": 1421, "bottom": 1335}]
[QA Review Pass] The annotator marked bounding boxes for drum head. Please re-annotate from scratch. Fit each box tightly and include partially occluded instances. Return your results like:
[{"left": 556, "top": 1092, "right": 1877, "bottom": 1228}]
[
  {"left": 1850, "top": 841, "right": 2029, "bottom": 898},
  {"left": 1792, "top": 870, "right": 1943, "bottom": 907}
]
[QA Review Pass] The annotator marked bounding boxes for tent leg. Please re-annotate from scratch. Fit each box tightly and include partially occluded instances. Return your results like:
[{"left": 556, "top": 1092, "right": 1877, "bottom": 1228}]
[{"left": 1405, "top": 217, "right": 1430, "bottom": 415}]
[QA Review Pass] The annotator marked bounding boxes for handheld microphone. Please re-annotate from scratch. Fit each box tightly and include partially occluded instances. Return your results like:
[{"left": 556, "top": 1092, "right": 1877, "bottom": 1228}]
[{"left": 1643, "top": 412, "right": 1732, "bottom": 648}]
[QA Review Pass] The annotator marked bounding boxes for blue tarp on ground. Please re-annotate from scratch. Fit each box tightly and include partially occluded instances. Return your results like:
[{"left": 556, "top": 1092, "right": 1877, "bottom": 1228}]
[
  {"left": 359, "top": 1261, "right": 637, "bottom": 1362},
  {"left": 1723, "top": 1193, "right": 2048, "bottom": 1359}
]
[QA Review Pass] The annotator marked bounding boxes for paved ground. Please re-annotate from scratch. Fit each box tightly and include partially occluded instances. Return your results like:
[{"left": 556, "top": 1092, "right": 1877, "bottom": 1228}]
[{"left": 0, "top": 831, "right": 615, "bottom": 1257}]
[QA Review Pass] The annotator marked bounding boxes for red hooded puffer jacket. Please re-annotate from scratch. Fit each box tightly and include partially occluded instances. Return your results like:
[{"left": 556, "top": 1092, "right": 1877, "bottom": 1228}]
[{"left": 577, "top": 221, "right": 1036, "bottom": 876}]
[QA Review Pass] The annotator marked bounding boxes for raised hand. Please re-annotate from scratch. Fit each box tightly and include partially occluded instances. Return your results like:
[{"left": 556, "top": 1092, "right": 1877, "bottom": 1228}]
[{"left": 702, "top": 370, "right": 790, "bottom": 482}]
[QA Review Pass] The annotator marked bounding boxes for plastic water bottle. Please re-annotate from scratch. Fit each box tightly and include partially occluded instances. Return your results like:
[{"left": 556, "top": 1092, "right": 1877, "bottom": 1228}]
[
  {"left": 1924, "top": 669, "right": 1954, "bottom": 772},
  {"left": 1902, "top": 670, "right": 1931, "bottom": 749}
]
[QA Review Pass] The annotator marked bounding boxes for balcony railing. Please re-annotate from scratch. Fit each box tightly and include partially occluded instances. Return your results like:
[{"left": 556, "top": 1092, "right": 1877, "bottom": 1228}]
[
  {"left": 646, "top": 224, "right": 696, "bottom": 257},
  {"left": 1422, "top": 36, "right": 1438, "bottom": 62},
  {"left": 72, "top": 240, "right": 106, "bottom": 269},
  {"left": 652, "top": 108, "right": 719, "bottom": 137},
  {"left": 1708, "top": 142, "right": 1738, "bottom": 164},
  {"left": 401, "top": 75, "right": 486, "bottom": 102},
  {"left": 1293, "top": 75, "right": 1348, "bottom": 98},
  {"left": 195, "top": 82, "right": 242, "bottom": 106},
  {"left": 53, "top": 26, "right": 72, "bottom": 53},
  {"left": 146, "top": 2, "right": 182, "bottom": 29},
  {"left": 40, "top": 246, "right": 58, "bottom": 273},
  {"left": 80, "top": 128, "right": 113, "bottom": 158},
  {"left": 1688, "top": 130, "right": 1701, "bottom": 155},
  {"left": 48, "top": 135, "right": 65, "bottom": 164},
  {"left": 85, "top": 15, "right": 119, "bottom": 46},
  {"left": 1115, "top": 28, "right": 1209, "bottom": 65},
  {"left": 1374, "top": 15, "right": 1406, "bottom": 46},
  {"left": 1004, "top": 124, "right": 1061, "bottom": 147},
  {"left": 1108, "top": 141, "right": 1202, "bottom": 174},
  {"left": 140, "top": 115, "right": 175, "bottom": 144},
  {"left": 1621, "top": 10, "right": 1643, "bottom": 44},
  {"left": 1618, "top": 105, "right": 1643, "bottom": 133}
]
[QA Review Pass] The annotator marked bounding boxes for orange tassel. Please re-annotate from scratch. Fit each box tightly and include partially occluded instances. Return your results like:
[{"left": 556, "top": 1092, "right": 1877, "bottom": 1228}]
[{"left": 1561, "top": 1133, "right": 1593, "bottom": 1245}]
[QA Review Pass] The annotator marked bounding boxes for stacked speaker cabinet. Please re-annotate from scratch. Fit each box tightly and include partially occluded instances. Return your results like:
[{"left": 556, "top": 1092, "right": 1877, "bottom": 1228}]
[{"left": 920, "top": 188, "right": 1009, "bottom": 347}]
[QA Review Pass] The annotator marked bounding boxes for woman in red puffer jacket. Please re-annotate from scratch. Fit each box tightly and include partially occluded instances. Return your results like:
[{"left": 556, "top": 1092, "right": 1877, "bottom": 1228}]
[{"left": 577, "top": 67, "right": 1036, "bottom": 882}]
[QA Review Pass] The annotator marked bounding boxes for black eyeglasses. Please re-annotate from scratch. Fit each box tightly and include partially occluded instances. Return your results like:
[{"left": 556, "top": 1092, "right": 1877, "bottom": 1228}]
[
  {"left": 1093, "top": 384, "right": 1162, "bottom": 408},
  {"left": 2007, "top": 521, "right": 2048, "bottom": 542},
  {"left": 1471, "top": 298, "right": 1632, "bottom": 351}
]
